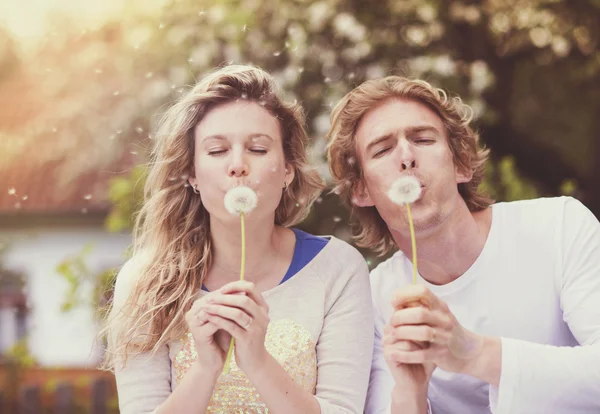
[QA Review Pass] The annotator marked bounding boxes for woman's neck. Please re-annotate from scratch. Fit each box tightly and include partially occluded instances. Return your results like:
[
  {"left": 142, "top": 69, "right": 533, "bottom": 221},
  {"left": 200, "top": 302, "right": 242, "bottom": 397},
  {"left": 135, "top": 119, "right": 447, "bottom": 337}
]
[{"left": 206, "top": 218, "right": 295, "bottom": 291}]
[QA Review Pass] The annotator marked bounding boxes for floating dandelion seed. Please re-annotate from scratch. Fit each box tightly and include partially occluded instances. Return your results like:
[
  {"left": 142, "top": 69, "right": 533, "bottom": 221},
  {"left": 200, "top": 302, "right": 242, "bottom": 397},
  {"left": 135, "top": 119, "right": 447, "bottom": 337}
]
[
  {"left": 333, "top": 216, "right": 342, "bottom": 223},
  {"left": 242, "top": 24, "right": 248, "bottom": 32},
  {"left": 52, "top": 128, "right": 58, "bottom": 133},
  {"left": 14, "top": 202, "right": 21, "bottom": 209},
  {"left": 159, "top": 23, "right": 165, "bottom": 29},
  {"left": 82, "top": 208, "right": 88, "bottom": 214},
  {"left": 8, "top": 188, "right": 16, "bottom": 196},
  {"left": 113, "top": 91, "right": 120, "bottom": 96},
  {"left": 22, "top": 195, "right": 28, "bottom": 201},
  {"left": 145, "top": 72, "right": 154, "bottom": 78},
  {"left": 135, "top": 127, "right": 144, "bottom": 133},
  {"left": 94, "top": 68, "right": 103, "bottom": 74},
  {"left": 347, "top": 156, "right": 356, "bottom": 166},
  {"left": 273, "top": 51, "right": 282, "bottom": 56},
  {"left": 241, "top": 93, "right": 248, "bottom": 99},
  {"left": 316, "top": 197, "right": 323, "bottom": 204},
  {"left": 84, "top": 194, "right": 92, "bottom": 201}
]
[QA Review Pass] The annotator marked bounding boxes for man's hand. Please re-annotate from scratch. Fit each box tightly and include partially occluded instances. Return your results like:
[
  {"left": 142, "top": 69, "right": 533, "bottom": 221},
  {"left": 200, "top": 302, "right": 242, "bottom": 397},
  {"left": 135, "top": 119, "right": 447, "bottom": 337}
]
[{"left": 386, "top": 285, "right": 499, "bottom": 384}]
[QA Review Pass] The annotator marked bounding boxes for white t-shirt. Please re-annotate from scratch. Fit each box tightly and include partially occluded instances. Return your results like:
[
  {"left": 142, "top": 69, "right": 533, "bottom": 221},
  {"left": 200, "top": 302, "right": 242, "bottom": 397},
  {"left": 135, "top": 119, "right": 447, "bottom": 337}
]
[{"left": 366, "top": 197, "right": 600, "bottom": 414}]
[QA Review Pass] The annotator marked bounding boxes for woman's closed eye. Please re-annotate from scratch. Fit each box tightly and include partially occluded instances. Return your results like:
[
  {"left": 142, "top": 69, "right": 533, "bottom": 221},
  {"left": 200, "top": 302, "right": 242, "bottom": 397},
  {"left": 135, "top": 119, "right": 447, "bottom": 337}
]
[
  {"left": 208, "top": 148, "right": 227, "bottom": 156},
  {"left": 249, "top": 147, "right": 268, "bottom": 154}
]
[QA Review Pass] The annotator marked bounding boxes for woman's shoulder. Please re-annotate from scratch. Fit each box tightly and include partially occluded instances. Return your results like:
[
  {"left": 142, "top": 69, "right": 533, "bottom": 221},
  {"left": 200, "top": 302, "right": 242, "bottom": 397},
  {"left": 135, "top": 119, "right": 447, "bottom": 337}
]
[
  {"left": 304, "top": 234, "right": 368, "bottom": 279},
  {"left": 112, "top": 251, "right": 151, "bottom": 307}
]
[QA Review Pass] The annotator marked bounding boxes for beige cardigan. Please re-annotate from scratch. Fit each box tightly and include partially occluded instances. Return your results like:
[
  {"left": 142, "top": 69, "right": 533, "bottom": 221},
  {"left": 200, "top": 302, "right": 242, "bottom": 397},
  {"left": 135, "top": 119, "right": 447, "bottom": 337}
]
[{"left": 112, "top": 236, "right": 374, "bottom": 413}]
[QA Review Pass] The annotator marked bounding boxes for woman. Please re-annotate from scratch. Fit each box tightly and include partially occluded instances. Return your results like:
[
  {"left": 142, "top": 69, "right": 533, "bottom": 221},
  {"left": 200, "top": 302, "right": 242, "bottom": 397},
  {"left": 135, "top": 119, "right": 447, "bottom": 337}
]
[{"left": 103, "top": 65, "right": 373, "bottom": 413}]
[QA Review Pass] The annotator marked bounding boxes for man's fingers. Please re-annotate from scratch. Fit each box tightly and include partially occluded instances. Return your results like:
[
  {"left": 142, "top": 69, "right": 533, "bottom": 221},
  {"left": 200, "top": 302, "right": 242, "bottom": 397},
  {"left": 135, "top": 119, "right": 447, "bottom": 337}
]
[
  {"left": 389, "top": 306, "right": 447, "bottom": 328},
  {"left": 391, "top": 285, "right": 439, "bottom": 310}
]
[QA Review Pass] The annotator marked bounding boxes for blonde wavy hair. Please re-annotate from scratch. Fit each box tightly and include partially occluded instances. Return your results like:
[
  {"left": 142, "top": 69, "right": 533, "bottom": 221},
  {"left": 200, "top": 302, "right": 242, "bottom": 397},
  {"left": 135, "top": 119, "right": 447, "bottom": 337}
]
[
  {"left": 102, "top": 65, "right": 324, "bottom": 370},
  {"left": 327, "top": 76, "right": 492, "bottom": 256}
]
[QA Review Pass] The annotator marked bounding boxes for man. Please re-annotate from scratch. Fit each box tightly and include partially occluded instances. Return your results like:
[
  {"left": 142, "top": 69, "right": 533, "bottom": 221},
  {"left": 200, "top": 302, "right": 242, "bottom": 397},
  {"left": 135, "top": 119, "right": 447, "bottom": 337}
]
[{"left": 326, "top": 76, "right": 600, "bottom": 413}]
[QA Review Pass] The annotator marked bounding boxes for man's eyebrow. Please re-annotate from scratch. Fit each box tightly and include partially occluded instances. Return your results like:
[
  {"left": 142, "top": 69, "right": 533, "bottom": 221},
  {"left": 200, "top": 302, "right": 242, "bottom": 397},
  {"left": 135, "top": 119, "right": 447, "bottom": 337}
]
[
  {"left": 405, "top": 125, "right": 440, "bottom": 135},
  {"left": 365, "top": 133, "right": 394, "bottom": 152}
]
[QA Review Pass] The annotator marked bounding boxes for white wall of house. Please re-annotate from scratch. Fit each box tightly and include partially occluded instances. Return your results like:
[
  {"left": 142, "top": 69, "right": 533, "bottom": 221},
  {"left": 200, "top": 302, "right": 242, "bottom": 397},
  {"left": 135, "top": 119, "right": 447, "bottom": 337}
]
[{"left": 1, "top": 222, "right": 131, "bottom": 367}]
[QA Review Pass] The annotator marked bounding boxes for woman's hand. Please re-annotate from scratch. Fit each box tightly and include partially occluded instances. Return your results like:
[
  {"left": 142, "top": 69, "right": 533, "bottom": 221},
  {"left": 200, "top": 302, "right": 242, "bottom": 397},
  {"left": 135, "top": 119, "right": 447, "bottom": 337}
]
[
  {"left": 199, "top": 280, "right": 270, "bottom": 373},
  {"left": 185, "top": 290, "right": 231, "bottom": 373}
]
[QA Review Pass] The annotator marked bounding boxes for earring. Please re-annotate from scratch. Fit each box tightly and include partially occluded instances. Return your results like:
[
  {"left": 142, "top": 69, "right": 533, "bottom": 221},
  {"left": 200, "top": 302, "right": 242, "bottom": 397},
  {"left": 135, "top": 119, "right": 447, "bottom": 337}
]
[
  {"left": 192, "top": 184, "right": 200, "bottom": 195},
  {"left": 283, "top": 181, "right": 288, "bottom": 191}
]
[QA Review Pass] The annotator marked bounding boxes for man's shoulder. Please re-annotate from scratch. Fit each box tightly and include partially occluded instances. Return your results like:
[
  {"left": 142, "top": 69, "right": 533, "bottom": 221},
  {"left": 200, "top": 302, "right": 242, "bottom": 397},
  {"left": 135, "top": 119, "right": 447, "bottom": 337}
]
[
  {"left": 494, "top": 196, "right": 583, "bottom": 224},
  {"left": 495, "top": 195, "right": 571, "bottom": 212}
]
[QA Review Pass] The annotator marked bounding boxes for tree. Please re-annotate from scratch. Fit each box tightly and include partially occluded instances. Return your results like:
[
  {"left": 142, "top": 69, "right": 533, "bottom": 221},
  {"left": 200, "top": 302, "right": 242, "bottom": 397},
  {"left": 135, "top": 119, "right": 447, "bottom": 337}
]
[{"left": 4, "top": 0, "right": 597, "bottom": 267}]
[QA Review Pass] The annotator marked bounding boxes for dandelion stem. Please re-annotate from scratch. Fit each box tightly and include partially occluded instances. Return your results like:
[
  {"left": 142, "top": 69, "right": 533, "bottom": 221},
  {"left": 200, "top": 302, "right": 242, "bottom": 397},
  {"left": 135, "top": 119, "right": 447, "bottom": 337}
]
[
  {"left": 223, "top": 212, "right": 246, "bottom": 374},
  {"left": 406, "top": 203, "right": 418, "bottom": 284}
]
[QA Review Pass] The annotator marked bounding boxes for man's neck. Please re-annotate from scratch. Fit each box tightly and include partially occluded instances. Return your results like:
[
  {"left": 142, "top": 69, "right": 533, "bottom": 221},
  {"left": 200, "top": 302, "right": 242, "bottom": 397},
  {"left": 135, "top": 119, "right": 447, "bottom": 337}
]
[{"left": 393, "top": 202, "right": 493, "bottom": 286}]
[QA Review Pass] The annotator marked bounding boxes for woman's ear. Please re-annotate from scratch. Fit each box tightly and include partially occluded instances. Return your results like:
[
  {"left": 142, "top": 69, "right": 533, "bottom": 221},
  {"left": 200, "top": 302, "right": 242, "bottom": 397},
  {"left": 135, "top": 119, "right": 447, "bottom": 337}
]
[{"left": 284, "top": 164, "right": 295, "bottom": 188}]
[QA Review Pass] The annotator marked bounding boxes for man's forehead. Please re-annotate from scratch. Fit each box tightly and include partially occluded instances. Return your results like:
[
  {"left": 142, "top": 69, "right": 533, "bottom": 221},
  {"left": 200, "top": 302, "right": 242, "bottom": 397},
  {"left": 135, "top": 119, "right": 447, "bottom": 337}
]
[{"left": 356, "top": 100, "right": 443, "bottom": 140}]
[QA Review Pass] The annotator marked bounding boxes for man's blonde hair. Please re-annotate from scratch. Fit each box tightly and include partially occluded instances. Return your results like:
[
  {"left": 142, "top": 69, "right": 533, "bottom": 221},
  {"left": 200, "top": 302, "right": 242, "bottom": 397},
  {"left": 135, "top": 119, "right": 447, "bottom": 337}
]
[{"left": 327, "top": 76, "right": 492, "bottom": 255}]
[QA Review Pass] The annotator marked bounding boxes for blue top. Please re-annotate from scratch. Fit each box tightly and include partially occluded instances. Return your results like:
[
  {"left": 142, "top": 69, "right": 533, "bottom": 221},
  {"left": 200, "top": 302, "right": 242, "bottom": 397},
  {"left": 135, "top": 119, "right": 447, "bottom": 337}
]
[{"left": 202, "top": 228, "right": 329, "bottom": 291}]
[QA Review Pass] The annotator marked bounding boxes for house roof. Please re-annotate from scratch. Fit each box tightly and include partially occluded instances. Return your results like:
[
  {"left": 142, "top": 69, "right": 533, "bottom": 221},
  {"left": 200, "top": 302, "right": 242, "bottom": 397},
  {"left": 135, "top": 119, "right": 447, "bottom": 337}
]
[{"left": 0, "top": 62, "right": 139, "bottom": 216}]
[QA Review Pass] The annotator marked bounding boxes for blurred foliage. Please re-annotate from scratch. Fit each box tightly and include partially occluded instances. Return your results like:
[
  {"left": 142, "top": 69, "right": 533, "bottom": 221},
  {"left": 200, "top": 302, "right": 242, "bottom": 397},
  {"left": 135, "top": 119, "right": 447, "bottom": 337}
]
[
  {"left": 2, "top": 0, "right": 598, "bottom": 269},
  {"left": 56, "top": 245, "right": 118, "bottom": 320},
  {"left": 56, "top": 244, "right": 95, "bottom": 312},
  {"left": 2, "top": 338, "right": 37, "bottom": 411},
  {"left": 3, "top": 338, "right": 36, "bottom": 369},
  {"left": 105, "top": 165, "right": 147, "bottom": 233},
  {"left": 481, "top": 156, "right": 539, "bottom": 202}
]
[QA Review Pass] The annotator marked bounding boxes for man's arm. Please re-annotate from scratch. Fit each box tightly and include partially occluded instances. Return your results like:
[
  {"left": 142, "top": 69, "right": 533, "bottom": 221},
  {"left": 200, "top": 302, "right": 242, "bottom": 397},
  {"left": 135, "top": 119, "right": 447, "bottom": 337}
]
[{"left": 487, "top": 197, "right": 600, "bottom": 413}]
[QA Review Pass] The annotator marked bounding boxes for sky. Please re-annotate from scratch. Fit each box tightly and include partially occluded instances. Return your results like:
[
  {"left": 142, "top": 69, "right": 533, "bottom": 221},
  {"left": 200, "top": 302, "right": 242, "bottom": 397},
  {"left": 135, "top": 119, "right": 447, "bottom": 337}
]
[{"left": 0, "top": 0, "right": 167, "bottom": 46}]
